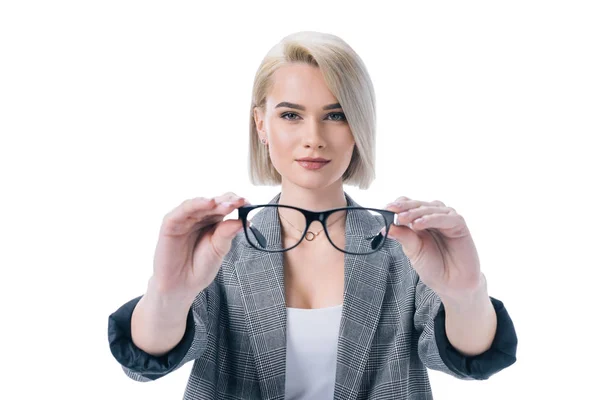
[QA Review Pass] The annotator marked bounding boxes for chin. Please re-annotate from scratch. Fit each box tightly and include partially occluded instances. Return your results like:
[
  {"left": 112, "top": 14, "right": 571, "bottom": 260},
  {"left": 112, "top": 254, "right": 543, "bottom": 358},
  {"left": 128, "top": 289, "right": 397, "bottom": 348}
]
[
  {"left": 285, "top": 172, "right": 341, "bottom": 191},
  {"left": 275, "top": 161, "right": 345, "bottom": 190}
]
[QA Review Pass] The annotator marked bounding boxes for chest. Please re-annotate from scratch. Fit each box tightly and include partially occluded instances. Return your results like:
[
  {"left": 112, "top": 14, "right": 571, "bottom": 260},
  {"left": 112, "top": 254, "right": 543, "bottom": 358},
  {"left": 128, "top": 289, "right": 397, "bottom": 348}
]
[{"left": 283, "top": 238, "right": 345, "bottom": 309}]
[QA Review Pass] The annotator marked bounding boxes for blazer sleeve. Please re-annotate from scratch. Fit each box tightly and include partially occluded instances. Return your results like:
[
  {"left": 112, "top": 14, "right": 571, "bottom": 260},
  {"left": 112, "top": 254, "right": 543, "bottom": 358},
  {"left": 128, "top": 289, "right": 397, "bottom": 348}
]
[
  {"left": 107, "top": 279, "right": 218, "bottom": 382},
  {"left": 413, "top": 276, "right": 518, "bottom": 380}
]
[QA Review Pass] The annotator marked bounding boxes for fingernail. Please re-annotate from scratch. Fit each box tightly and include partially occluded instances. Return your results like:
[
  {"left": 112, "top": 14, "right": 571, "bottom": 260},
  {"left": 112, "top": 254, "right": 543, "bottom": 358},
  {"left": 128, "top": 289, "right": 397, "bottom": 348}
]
[{"left": 222, "top": 201, "right": 233, "bottom": 207}]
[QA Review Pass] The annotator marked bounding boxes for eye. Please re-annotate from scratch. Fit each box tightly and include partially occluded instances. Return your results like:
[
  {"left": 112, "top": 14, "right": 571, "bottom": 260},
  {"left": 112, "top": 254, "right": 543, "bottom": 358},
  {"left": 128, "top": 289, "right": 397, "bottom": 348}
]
[
  {"left": 281, "top": 112, "right": 300, "bottom": 120},
  {"left": 327, "top": 112, "right": 346, "bottom": 122},
  {"left": 280, "top": 112, "right": 346, "bottom": 122}
]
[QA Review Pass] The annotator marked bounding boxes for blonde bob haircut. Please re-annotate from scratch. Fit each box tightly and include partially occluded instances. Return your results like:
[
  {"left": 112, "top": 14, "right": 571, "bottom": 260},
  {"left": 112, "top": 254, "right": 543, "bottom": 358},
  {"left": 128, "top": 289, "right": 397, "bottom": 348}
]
[{"left": 248, "top": 31, "right": 376, "bottom": 190}]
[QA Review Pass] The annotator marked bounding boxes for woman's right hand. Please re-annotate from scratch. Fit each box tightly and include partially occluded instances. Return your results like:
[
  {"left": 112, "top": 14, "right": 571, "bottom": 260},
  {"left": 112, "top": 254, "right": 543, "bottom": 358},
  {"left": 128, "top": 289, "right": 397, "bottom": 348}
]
[{"left": 150, "top": 192, "right": 249, "bottom": 300}]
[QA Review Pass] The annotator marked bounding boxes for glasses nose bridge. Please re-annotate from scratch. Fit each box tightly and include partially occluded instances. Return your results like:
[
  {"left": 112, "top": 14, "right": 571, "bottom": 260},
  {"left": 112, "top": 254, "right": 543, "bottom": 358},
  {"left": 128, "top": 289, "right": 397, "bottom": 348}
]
[{"left": 304, "top": 210, "right": 328, "bottom": 228}]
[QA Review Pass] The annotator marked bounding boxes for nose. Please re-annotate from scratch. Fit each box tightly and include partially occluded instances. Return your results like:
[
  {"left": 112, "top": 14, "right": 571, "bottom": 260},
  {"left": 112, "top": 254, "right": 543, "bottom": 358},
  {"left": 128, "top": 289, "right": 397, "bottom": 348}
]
[{"left": 303, "top": 120, "right": 326, "bottom": 149}]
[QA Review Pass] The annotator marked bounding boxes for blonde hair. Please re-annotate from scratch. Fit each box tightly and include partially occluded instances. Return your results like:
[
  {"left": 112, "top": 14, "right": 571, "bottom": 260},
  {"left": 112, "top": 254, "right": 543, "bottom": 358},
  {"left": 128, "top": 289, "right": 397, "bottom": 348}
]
[{"left": 248, "top": 31, "right": 376, "bottom": 190}]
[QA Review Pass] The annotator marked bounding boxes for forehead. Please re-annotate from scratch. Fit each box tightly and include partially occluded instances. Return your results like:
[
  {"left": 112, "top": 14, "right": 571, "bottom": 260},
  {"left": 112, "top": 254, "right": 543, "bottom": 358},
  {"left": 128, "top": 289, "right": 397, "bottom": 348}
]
[{"left": 266, "top": 63, "right": 338, "bottom": 108}]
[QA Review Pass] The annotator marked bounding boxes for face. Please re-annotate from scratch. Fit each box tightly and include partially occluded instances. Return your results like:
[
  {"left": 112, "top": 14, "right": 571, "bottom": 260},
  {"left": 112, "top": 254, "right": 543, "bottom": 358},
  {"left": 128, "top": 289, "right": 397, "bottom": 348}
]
[{"left": 253, "top": 63, "right": 355, "bottom": 190}]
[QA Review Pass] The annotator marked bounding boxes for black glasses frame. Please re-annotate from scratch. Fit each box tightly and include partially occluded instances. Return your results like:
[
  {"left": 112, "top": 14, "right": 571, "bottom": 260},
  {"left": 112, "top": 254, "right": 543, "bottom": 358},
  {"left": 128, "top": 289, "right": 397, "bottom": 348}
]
[{"left": 238, "top": 204, "right": 399, "bottom": 255}]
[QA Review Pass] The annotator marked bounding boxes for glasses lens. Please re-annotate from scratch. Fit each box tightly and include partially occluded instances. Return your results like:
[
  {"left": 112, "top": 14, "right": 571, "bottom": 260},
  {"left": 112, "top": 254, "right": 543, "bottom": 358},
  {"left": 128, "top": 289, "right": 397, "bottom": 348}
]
[
  {"left": 327, "top": 209, "right": 387, "bottom": 254},
  {"left": 245, "top": 205, "right": 306, "bottom": 251}
]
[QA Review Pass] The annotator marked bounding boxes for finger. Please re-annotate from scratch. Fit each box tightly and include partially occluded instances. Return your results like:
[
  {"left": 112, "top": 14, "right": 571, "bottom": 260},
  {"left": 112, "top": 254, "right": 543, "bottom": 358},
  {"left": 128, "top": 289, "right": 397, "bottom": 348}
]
[
  {"left": 164, "top": 196, "right": 238, "bottom": 227},
  {"left": 385, "top": 199, "right": 420, "bottom": 212},
  {"left": 392, "top": 206, "right": 452, "bottom": 225},
  {"left": 387, "top": 223, "right": 417, "bottom": 238},
  {"left": 386, "top": 199, "right": 440, "bottom": 212},
  {"left": 214, "top": 192, "right": 244, "bottom": 205},
  {"left": 165, "top": 197, "right": 217, "bottom": 224},
  {"left": 162, "top": 195, "right": 249, "bottom": 235},
  {"left": 386, "top": 224, "right": 423, "bottom": 260},
  {"left": 395, "top": 196, "right": 412, "bottom": 202},
  {"left": 211, "top": 219, "right": 245, "bottom": 258},
  {"left": 188, "top": 196, "right": 249, "bottom": 224},
  {"left": 217, "top": 197, "right": 249, "bottom": 208},
  {"left": 407, "top": 213, "right": 464, "bottom": 231}
]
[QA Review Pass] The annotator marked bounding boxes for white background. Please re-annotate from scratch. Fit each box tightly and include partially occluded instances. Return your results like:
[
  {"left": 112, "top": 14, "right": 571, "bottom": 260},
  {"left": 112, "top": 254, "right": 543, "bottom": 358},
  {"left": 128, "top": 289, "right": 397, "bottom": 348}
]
[{"left": 1, "top": 1, "right": 598, "bottom": 399}]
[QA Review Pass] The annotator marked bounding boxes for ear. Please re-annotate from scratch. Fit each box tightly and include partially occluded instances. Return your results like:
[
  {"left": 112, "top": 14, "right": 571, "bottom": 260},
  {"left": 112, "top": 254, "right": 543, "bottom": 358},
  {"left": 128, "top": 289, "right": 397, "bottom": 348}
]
[{"left": 253, "top": 107, "right": 266, "bottom": 138}]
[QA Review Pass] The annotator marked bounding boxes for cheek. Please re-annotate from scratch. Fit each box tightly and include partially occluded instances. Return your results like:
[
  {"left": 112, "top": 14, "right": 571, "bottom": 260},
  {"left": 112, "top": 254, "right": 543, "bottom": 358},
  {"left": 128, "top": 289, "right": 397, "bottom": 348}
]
[
  {"left": 266, "top": 127, "right": 294, "bottom": 167},
  {"left": 337, "top": 134, "right": 355, "bottom": 155},
  {"left": 268, "top": 120, "right": 297, "bottom": 149},
  {"left": 269, "top": 134, "right": 294, "bottom": 155}
]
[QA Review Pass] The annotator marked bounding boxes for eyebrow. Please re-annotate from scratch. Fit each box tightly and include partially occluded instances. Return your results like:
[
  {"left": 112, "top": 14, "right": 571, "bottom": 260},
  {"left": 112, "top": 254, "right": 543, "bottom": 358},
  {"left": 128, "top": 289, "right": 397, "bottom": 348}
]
[{"left": 275, "top": 102, "right": 342, "bottom": 111}]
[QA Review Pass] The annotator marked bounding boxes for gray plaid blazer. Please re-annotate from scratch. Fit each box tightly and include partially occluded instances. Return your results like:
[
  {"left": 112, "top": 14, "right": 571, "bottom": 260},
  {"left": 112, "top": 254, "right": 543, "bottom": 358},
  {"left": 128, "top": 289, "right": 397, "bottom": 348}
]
[{"left": 108, "top": 192, "right": 517, "bottom": 400}]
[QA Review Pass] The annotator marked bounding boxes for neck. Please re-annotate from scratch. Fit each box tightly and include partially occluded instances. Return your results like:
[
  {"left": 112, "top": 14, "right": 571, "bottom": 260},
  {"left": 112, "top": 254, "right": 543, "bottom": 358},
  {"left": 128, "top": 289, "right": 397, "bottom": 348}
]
[{"left": 278, "top": 179, "right": 348, "bottom": 211}]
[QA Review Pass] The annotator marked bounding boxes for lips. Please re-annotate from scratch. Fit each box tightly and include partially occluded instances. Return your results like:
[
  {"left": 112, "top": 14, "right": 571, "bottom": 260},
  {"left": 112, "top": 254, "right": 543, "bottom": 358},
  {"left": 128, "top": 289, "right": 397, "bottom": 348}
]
[
  {"left": 296, "top": 157, "right": 330, "bottom": 162},
  {"left": 296, "top": 158, "right": 330, "bottom": 170}
]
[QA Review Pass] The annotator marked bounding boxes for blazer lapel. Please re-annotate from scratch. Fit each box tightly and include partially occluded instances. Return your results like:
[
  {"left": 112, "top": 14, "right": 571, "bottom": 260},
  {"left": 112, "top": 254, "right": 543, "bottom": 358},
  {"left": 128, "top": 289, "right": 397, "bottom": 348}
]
[
  {"left": 234, "top": 192, "right": 390, "bottom": 400},
  {"left": 234, "top": 193, "right": 287, "bottom": 400},
  {"left": 335, "top": 193, "right": 391, "bottom": 400}
]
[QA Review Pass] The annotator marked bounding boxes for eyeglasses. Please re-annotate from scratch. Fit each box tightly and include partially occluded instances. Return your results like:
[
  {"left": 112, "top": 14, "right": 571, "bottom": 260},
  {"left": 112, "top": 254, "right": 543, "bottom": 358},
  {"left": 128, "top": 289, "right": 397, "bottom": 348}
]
[{"left": 237, "top": 204, "right": 399, "bottom": 255}]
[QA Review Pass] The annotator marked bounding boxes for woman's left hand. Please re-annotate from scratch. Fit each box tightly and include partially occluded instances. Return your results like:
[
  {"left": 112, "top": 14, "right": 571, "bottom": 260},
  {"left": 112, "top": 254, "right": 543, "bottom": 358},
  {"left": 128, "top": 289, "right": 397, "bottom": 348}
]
[{"left": 385, "top": 196, "right": 484, "bottom": 301}]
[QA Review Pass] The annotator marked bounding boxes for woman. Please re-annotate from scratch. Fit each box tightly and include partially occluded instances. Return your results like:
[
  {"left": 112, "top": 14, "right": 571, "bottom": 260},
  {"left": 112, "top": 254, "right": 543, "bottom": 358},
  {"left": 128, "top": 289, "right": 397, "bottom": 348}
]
[{"left": 108, "top": 31, "right": 517, "bottom": 399}]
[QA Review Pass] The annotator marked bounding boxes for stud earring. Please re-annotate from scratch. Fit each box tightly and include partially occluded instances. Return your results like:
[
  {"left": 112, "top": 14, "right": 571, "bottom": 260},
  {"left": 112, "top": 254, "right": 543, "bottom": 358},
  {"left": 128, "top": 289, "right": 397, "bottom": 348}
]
[{"left": 261, "top": 138, "right": 267, "bottom": 145}]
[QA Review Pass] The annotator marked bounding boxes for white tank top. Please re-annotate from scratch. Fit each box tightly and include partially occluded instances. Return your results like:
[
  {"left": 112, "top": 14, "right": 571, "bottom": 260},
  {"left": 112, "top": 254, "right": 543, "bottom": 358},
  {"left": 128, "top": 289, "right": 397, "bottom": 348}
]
[{"left": 284, "top": 304, "right": 343, "bottom": 400}]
